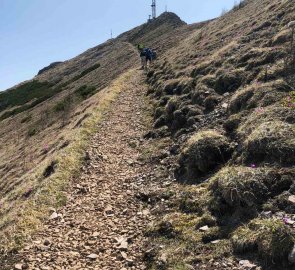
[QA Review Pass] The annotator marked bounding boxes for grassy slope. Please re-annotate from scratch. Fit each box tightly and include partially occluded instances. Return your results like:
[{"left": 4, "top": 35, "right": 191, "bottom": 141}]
[
  {"left": 0, "top": 69, "right": 135, "bottom": 252},
  {"left": 145, "top": 0, "right": 295, "bottom": 269},
  {"left": 0, "top": 13, "right": 200, "bottom": 254}
]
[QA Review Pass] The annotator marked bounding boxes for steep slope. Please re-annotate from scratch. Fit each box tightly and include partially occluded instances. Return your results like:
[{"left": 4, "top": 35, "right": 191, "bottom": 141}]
[
  {"left": 0, "top": 12, "right": 204, "bottom": 254},
  {"left": 144, "top": 0, "right": 295, "bottom": 269},
  {"left": 1, "top": 1, "right": 294, "bottom": 269}
]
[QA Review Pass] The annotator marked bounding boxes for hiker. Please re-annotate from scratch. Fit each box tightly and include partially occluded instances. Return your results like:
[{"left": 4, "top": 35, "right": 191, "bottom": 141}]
[
  {"left": 137, "top": 44, "right": 146, "bottom": 69},
  {"left": 137, "top": 44, "right": 156, "bottom": 70}
]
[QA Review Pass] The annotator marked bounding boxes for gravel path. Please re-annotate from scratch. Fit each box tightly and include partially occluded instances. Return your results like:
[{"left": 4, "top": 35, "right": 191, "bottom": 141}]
[{"left": 9, "top": 70, "right": 154, "bottom": 270}]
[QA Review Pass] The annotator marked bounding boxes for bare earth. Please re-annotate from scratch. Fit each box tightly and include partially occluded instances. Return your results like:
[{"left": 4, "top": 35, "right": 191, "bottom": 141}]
[{"left": 8, "top": 71, "right": 153, "bottom": 270}]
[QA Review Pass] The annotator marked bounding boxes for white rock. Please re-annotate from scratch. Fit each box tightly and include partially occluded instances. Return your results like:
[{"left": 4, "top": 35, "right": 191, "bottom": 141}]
[
  {"left": 14, "top": 264, "right": 23, "bottom": 270},
  {"left": 199, "top": 225, "right": 209, "bottom": 232},
  {"left": 288, "top": 195, "right": 295, "bottom": 204},
  {"left": 211, "top": 240, "right": 221, "bottom": 244},
  {"left": 285, "top": 218, "right": 295, "bottom": 225},
  {"left": 239, "top": 260, "right": 257, "bottom": 269},
  {"left": 289, "top": 245, "right": 295, "bottom": 264},
  {"left": 288, "top": 21, "right": 295, "bottom": 28},
  {"left": 142, "top": 209, "right": 150, "bottom": 216},
  {"left": 120, "top": 251, "right": 128, "bottom": 259},
  {"left": 117, "top": 236, "right": 128, "bottom": 251},
  {"left": 119, "top": 240, "right": 128, "bottom": 251},
  {"left": 92, "top": 232, "right": 100, "bottom": 237},
  {"left": 159, "top": 253, "right": 167, "bottom": 263},
  {"left": 222, "top": 103, "right": 229, "bottom": 109},
  {"left": 87, "top": 253, "right": 98, "bottom": 260},
  {"left": 49, "top": 212, "right": 58, "bottom": 220}
]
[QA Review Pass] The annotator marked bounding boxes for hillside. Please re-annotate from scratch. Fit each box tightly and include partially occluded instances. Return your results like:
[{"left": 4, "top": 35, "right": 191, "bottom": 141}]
[
  {"left": 0, "top": 0, "right": 295, "bottom": 269},
  {"left": 145, "top": 0, "right": 295, "bottom": 269},
  {"left": 0, "top": 11, "right": 205, "bottom": 263}
]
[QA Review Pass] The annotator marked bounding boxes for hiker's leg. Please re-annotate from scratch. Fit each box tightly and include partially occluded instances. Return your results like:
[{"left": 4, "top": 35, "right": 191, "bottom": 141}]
[
  {"left": 141, "top": 56, "right": 146, "bottom": 69},
  {"left": 146, "top": 57, "right": 151, "bottom": 68},
  {"left": 150, "top": 58, "right": 153, "bottom": 66}
]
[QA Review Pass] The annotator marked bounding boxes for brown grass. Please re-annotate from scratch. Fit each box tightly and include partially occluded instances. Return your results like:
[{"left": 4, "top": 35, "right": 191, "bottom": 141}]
[{"left": 0, "top": 69, "right": 135, "bottom": 253}]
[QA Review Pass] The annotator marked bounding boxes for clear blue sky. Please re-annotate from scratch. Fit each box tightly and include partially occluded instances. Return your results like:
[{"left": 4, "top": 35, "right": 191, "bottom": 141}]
[{"left": 0, "top": 0, "right": 237, "bottom": 91}]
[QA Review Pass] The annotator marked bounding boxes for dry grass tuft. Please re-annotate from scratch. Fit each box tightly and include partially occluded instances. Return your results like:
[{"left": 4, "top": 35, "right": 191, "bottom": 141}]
[
  {"left": 243, "top": 120, "right": 295, "bottom": 165},
  {"left": 176, "top": 130, "right": 232, "bottom": 183},
  {"left": 228, "top": 79, "right": 291, "bottom": 114},
  {"left": 210, "top": 166, "right": 293, "bottom": 210}
]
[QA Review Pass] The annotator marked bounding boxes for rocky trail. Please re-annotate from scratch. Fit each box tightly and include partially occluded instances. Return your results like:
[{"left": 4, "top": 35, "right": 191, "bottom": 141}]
[{"left": 5, "top": 70, "right": 158, "bottom": 270}]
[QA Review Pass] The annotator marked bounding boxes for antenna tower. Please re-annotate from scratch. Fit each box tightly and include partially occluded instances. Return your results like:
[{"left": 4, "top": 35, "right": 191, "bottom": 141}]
[{"left": 151, "top": 0, "right": 156, "bottom": 19}]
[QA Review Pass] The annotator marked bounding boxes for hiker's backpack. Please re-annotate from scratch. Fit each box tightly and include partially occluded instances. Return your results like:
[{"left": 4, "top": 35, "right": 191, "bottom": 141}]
[
  {"left": 144, "top": 48, "right": 157, "bottom": 60},
  {"left": 151, "top": 50, "right": 157, "bottom": 60}
]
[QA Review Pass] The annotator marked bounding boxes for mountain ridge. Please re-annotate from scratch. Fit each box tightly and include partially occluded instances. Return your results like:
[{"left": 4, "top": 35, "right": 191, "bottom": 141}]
[{"left": 0, "top": 1, "right": 295, "bottom": 269}]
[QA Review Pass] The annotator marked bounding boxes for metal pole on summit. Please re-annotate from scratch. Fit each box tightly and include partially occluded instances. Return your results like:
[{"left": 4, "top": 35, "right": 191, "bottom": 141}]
[{"left": 151, "top": 0, "right": 156, "bottom": 19}]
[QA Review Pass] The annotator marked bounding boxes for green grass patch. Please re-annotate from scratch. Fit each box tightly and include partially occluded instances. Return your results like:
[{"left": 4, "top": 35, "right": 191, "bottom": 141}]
[
  {"left": 27, "top": 127, "right": 37, "bottom": 137},
  {"left": 71, "top": 63, "right": 101, "bottom": 82},
  {"left": 0, "top": 80, "right": 65, "bottom": 121},
  {"left": 75, "top": 85, "right": 97, "bottom": 99}
]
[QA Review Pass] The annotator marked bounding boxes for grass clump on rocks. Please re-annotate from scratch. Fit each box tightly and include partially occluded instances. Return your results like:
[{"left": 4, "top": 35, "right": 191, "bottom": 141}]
[
  {"left": 0, "top": 80, "right": 66, "bottom": 121},
  {"left": 242, "top": 120, "right": 295, "bottom": 165},
  {"left": 231, "top": 218, "right": 295, "bottom": 264},
  {"left": 71, "top": 63, "right": 101, "bottom": 82},
  {"left": 176, "top": 130, "right": 232, "bottom": 183},
  {"left": 209, "top": 166, "right": 293, "bottom": 211},
  {"left": 228, "top": 80, "right": 291, "bottom": 114},
  {"left": 214, "top": 68, "right": 245, "bottom": 94},
  {"left": 75, "top": 85, "right": 97, "bottom": 99}
]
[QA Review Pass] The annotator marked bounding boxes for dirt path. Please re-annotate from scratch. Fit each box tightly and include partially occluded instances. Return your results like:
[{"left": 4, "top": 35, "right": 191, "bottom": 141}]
[{"left": 9, "top": 70, "right": 154, "bottom": 270}]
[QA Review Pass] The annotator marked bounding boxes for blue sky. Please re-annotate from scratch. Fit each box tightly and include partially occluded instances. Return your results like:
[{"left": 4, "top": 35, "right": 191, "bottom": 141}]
[{"left": 0, "top": 0, "right": 237, "bottom": 91}]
